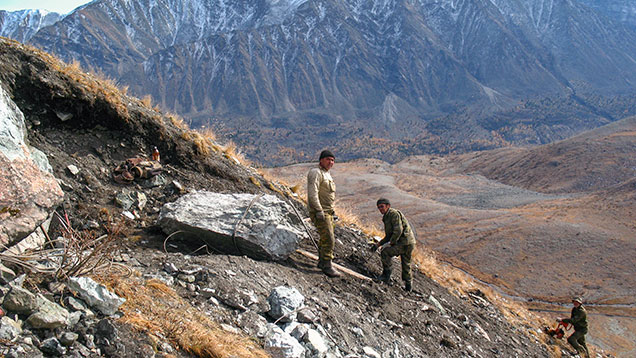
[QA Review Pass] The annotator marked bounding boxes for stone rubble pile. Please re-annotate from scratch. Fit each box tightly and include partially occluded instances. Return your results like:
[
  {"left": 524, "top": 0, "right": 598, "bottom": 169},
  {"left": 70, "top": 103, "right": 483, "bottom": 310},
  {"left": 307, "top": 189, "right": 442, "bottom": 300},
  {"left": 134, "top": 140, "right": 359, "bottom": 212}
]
[{"left": 0, "top": 274, "right": 129, "bottom": 357}]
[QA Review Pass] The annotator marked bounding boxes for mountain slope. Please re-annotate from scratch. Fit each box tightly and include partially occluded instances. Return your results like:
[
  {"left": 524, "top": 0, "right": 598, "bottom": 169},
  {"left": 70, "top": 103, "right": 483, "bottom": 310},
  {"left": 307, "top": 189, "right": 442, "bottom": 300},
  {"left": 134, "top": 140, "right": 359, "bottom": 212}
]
[
  {"left": 456, "top": 115, "right": 636, "bottom": 193},
  {"left": 15, "top": 0, "right": 636, "bottom": 164},
  {"left": 0, "top": 37, "right": 566, "bottom": 358}
]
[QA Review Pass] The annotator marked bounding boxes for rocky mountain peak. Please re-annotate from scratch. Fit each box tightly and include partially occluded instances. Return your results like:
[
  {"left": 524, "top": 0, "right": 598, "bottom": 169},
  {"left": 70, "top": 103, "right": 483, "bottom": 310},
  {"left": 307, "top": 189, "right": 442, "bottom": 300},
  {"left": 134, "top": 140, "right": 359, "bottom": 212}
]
[{"left": 0, "top": 9, "right": 63, "bottom": 43}]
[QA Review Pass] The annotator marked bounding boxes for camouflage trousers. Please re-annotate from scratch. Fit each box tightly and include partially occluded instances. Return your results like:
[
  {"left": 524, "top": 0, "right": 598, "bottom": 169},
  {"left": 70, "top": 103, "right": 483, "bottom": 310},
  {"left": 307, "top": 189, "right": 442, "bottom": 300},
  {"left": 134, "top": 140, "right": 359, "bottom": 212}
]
[
  {"left": 310, "top": 211, "right": 335, "bottom": 262},
  {"left": 568, "top": 331, "right": 589, "bottom": 358},
  {"left": 380, "top": 243, "right": 414, "bottom": 282}
]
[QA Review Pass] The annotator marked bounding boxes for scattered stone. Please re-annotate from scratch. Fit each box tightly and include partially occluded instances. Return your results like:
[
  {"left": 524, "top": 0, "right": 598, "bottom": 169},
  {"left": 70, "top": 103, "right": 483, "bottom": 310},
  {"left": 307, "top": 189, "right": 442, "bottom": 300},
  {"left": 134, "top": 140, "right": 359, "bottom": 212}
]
[
  {"left": 55, "top": 111, "right": 73, "bottom": 121},
  {"left": 268, "top": 286, "right": 304, "bottom": 323},
  {"left": 363, "top": 346, "right": 381, "bottom": 358},
  {"left": 0, "top": 316, "right": 22, "bottom": 340},
  {"left": 59, "top": 332, "right": 79, "bottom": 346},
  {"left": 264, "top": 323, "right": 305, "bottom": 358},
  {"left": 67, "top": 277, "right": 126, "bottom": 315},
  {"left": 122, "top": 211, "right": 135, "bottom": 220},
  {"left": 40, "top": 337, "right": 65, "bottom": 355},
  {"left": 304, "top": 328, "right": 329, "bottom": 355},
  {"left": 66, "top": 165, "right": 80, "bottom": 176},
  {"left": 428, "top": 295, "right": 447, "bottom": 316},
  {"left": 297, "top": 308, "right": 318, "bottom": 323},
  {"left": 25, "top": 295, "right": 69, "bottom": 329}
]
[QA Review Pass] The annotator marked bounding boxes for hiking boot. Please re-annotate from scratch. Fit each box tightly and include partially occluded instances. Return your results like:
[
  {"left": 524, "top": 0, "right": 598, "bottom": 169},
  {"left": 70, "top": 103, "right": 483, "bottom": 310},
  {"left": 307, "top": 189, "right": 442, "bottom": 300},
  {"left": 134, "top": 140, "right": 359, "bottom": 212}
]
[
  {"left": 404, "top": 280, "right": 412, "bottom": 292},
  {"left": 321, "top": 260, "right": 341, "bottom": 277},
  {"left": 377, "top": 268, "right": 391, "bottom": 283}
]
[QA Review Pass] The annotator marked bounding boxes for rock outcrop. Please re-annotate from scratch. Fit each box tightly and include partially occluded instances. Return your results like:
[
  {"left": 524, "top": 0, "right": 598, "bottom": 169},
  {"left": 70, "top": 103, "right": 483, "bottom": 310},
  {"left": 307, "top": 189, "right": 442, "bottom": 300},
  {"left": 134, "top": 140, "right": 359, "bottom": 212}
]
[{"left": 0, "top": 85, "right": 63, "bottom": 247}]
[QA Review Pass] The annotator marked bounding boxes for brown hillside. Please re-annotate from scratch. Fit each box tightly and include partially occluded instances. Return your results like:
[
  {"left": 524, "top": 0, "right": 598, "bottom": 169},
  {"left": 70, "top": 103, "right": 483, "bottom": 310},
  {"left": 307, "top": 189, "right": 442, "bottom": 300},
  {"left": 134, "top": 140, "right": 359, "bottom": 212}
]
[
  {"left": 454, "top": 116, "right": 636, "bottom": 193},
  {"left": 265, "top": 142, "right": 636, "bottom": 357}
]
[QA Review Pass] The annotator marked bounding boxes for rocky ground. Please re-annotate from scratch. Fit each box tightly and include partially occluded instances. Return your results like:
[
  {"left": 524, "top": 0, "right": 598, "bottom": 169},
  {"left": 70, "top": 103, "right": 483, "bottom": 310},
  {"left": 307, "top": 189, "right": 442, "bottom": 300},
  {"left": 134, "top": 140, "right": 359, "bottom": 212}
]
[{"left": 3, "top": 113, "right": 555, "bottom": 357}]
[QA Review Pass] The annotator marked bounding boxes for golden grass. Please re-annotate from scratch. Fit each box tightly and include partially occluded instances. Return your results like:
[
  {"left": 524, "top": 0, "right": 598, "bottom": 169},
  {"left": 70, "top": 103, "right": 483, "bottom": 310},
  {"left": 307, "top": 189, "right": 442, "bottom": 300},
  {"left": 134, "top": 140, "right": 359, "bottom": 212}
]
[
  {"left": 222, "top": 140, "right": 251, "bottom": 167},
  {"left": 334, "top": 205, "right": 383, "bottom": 238},
  {"left": 141, "top": 94, "right": 153, "bottom": 107},
  {"left": 97, "top": 274, "right": 270, "bottom": 358}
]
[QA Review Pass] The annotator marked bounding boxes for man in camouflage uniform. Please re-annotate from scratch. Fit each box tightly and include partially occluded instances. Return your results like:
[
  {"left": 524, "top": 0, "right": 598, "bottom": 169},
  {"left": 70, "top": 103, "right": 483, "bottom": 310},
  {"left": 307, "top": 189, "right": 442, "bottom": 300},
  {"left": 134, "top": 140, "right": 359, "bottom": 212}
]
[
  {"left": 371, "top": 198, "right": 416, "bottom": 291},
  {"left": 307, "top": 150, "right": 340, "bottom": 277},
  {"left": 558, "top": 297, "right": 590, "bottom": 358}
]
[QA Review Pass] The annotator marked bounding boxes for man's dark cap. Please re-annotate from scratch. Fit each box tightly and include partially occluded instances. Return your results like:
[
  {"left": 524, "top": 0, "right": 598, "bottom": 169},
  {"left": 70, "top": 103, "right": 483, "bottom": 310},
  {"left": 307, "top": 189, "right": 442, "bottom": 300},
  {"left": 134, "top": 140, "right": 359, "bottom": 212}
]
[
  {"left": 572, "top": 296, "right": 583, "bottom": 304},
  {"left": 376, "top": 198, "right": 391, "bottom": 206},
  {"left": 319, "top": 150, "right": 335, "bottom": 160}
]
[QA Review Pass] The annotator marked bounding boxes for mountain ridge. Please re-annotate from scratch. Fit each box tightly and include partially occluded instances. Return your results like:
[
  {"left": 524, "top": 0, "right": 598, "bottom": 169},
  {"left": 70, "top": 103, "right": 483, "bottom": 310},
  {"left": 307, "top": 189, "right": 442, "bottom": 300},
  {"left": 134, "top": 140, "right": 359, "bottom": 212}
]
[{"left": 5, "top": 0, "right": 636, "bottom": 164}]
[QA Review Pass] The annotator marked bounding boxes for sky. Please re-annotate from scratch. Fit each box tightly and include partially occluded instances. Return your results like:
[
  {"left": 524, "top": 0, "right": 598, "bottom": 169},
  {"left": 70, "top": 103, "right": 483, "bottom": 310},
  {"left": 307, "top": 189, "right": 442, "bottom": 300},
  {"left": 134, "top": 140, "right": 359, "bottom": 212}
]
[{"left": 0, "top": 0, "right": 92, "bottom": 13}]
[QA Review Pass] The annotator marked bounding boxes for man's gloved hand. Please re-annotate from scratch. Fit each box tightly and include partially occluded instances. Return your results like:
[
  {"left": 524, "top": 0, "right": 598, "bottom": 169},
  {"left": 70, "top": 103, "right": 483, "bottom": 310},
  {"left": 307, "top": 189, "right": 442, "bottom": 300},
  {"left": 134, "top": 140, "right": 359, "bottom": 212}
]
[
  {"left": 316, "top": 211, "right": 326, "bottom": 221},
  {"left": 369, "top": 243, "right": 378, "bottom": 252}
]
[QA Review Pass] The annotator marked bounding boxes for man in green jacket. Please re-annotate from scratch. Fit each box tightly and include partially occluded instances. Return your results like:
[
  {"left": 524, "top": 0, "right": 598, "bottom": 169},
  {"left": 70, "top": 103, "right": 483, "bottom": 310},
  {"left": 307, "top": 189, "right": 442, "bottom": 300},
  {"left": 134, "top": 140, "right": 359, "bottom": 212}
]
[
  {"left": 370, "top": 198, "right": 416, "bottom": 291},
  {"left": 558, "top": 296, "right": 589, "bottom": 358},
  {"left": 307, "top": 150, "right": 340, "bottom": 277}
]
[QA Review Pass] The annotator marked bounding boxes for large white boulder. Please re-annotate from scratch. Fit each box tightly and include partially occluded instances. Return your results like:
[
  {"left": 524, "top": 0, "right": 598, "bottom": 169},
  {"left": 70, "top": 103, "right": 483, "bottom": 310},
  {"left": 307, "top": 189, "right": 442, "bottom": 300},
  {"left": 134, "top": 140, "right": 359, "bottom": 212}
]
[{"left": 158, "top": 191, "right": 306, "bottom": 260}]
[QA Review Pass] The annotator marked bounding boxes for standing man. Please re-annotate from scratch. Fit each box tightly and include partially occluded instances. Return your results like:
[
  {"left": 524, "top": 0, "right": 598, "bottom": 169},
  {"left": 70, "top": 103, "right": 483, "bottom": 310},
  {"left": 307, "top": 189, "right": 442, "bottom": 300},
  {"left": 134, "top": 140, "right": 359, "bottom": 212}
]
[
  {"left": 371, "top": 198, "right": 416, "bottom": 291},
  {"left": 307, "top": 150, "right": 340, "bottom": 277},
  {"left": 558, "top": 297, "right": 589, "bottom": 358}
]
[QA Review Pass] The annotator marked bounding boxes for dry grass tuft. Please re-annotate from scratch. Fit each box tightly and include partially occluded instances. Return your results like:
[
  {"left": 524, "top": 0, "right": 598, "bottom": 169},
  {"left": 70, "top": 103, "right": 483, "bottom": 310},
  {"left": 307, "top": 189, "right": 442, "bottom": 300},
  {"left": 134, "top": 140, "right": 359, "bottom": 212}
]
[
  {"left": 98, "top": 275, "right": 270, "bottom": 358},
  {"left": 222, "top": 141, "right": 251, "bottom": 167},
  {"left": 334, "top": 205, "right": 383, "bottom": 238},
  {"left": 141, "top": 94, "right": 153, "bottom": 107}
]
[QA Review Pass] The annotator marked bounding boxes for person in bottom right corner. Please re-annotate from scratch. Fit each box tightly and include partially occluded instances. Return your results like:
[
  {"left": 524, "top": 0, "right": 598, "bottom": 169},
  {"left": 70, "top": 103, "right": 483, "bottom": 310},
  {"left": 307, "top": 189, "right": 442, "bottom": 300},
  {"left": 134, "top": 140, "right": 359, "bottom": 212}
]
[{"left": 558, "top": 296, "right": 590, "bottom": 358}]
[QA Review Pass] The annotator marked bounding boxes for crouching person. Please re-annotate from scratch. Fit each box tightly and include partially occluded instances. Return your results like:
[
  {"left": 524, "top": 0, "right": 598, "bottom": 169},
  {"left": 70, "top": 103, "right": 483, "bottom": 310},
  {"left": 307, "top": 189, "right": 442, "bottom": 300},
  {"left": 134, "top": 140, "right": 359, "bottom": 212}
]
[{"left": 370, "top": 198, "right": 416, "bottom": 291}]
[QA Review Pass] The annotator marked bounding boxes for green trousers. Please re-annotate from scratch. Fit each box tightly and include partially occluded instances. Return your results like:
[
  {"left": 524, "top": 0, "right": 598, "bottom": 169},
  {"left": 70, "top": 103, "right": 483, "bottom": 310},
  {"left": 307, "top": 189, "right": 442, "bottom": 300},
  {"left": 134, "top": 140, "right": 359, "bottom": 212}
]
[
  {"left": 568, "top": 330, "right": 589, "bottom": 358},
  {"left": 310, "top": 211, "right": 335, "bottom": 261},
  {"left": 380, "top": 243, "right": 414, "bottom": 282}
]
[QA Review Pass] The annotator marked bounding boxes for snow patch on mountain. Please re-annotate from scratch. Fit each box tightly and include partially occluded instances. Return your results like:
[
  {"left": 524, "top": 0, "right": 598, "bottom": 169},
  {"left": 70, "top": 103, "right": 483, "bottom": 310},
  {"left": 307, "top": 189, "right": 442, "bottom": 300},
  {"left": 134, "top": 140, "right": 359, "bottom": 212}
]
[{"left": 0, "top": 9, "right": 62, "bottom": 42}]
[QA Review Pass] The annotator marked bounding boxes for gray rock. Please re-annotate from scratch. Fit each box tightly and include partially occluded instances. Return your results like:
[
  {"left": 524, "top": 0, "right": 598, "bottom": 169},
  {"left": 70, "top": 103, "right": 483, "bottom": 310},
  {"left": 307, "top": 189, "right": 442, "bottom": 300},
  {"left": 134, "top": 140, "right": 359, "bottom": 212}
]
[
  {"left": 304, "top": 328, "right": 330, "bottom": 355},
  {"left": 0, "top": 85, "right": 63, "bottom": 246},
  {"left": 237, "top": 310, "right": 269, "bottom": 338},
  {"left": 264, "top": 323, "right": 305, "bottom": 358},
  {"left": 115, "top": 190, "right": 135, "bottom": 210},
  {"left": 3, "top": 285, "right": 39, "bottom": 314},
  {"left": 66, "top": 164, "right": 80, "bottom": 176},
  {"left": 67, "top": 277, "right": 126, "bottom": 315},
  {"left": 267, "top": 286, "right": 304, "bottom": 323},
  {"left": 25, "top": 295, "right": 69, "bottom": 329},
  {"left": 288, "top": 323, "right": 309, "bottom": 341},
  {"left": 428, "top": 295, "right": 447, "bottom": 316},
  {"left": 59, "top": 332, "right": 79, "bottom": 346},
  {"left": 363, "top": 346, "right": 381, "bottom": 358},
  {"left": 40, "top": 337, "right": 65, "bottom": 355},
  {"left": 64, "top": 296, "right": 88, "bottom": 311},
  {"left": 0, "top": 316, "right": 22, "bottom": 340},
  {"left": 142, "top": 174, "right": 167, "bottom": 188},
  {"left": 297, "top": 308, "right": 318, "bottom": 323},
  {"left": 158, "top": 192, "right": 306, "bottom": 260}
]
